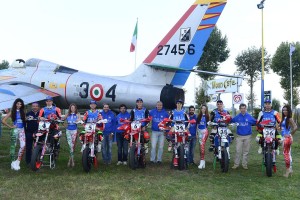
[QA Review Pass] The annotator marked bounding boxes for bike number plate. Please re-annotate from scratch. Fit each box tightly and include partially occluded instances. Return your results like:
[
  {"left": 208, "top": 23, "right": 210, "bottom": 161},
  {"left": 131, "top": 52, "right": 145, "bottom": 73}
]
[
  {"left": 131, "top": 121, "right": 141, "bottom": 131},
  {"left": 263, "top": 128, "right": 275, "bottom": 138},
  {"left": 174, "top": 123, "right": 185, "bottom": 133},
  {"left": 85, "top": 123, "right": 96, "bottom": 132}
]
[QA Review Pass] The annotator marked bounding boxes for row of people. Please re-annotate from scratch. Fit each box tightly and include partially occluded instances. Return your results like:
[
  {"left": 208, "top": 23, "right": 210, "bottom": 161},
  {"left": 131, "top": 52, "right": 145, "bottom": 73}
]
[{"left": 1, "top": 97, "right": 297, "bottom": 178}]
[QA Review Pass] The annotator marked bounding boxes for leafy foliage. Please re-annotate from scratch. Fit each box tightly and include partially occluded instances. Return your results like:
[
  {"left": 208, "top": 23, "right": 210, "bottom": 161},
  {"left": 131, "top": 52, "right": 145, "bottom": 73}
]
[
  {"left": 235, "top": 46, "right": 271, "bottom": 113},
  {"left": 196, "top": 27, "right": 230, "bottom": 80},
  {"left": 271, "top": 41, "right": 300, "bottom": 106},
  {"left": 0, "top": 60, "right": 9, "bottom": 70},
  {"left": 271, "top": 98, "right": 281, "bottom": 112}
]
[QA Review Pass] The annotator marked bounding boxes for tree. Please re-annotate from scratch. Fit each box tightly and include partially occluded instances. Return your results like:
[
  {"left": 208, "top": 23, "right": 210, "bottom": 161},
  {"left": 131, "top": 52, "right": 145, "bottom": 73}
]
[
  {"left": 195, "top": 27, "right": 230, "bottom": 107},
  {"left": 271, "top": 98, "right": 281, "bottom": 112},
  {"left": 195, "top": 86, "right": 210, "bottom": 108},
  {"left": 235, "top": 46, "right": 271, "bottom": 114},
  {"left": 0, "top": 60, "right": 9, "bottom": 70},
  {"left": 196, "top": 26, "right": 230, "bottom": 80},
  {"left": 246, "top": 91, "right": 257, "bottom": 112},
  {"left": 271, "top": 41, "right": 300, "bottom": 106}
]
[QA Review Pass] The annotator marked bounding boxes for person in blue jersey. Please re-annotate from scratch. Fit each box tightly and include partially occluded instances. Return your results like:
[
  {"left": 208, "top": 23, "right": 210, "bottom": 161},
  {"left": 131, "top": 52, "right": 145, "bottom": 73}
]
[
  {"left": 168, "top": 99, "right": 189, "bottom": 166},
  {"left": 209, "top": 100, "right": 232, "bottom": 151},
  {"left": 280, "top": 105, "right": 297, "bottom": 177},
  {"left": 2, "top": 98, "right": 26, "bottom": 170},
  {"left": 187, "top": 105, "right": 197, "bottom": 165},
  {"left": 25, "top": 102, "right": 40, "bottom": 165},
  {"left": 64, "top": 103, "right": 81, "bottom": 167},
  {"left": 82, "top": 100, "right": 103, "bottom": 153},
  {"left": 196, "top": 105, "right": 210, "bottom": 169},
  {"left": 38, "top": 96, "right": 62, "bottom": 158},
  {"left": 100, "top": 103, "right": 116, "bottom": 165},
  {"left": 231, "top": 104, "right": 257, "bottom": 170},
  {"left": 130, "top": 98, "right": 150, "bottom": 153},
  {"left": 256, "top": 99, "right": 282, "bottom": 154},
  {"left": 116, "top": 104, "right": 131, "bottom": 165},
  {"left": 149, "top": 101, "right": 169, "bottom": 164}
]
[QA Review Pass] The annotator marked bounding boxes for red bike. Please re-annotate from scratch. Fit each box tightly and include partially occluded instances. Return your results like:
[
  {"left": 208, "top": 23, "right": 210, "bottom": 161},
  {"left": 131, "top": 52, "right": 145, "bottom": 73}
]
[
  {"left": 118, "top": 118, "right": 151, "bottom": 170},
  {"left": 79, "top": 119, "right": 106, "bottom": 172},
  {"left": 259, "top": 120, "right": 278, "bottom": 177},
  {"left": 31, "top": 114, "right": 63, "bottom": 171},
  {"left": 159, "top": 118, "right": 196, "bottom": 170}
]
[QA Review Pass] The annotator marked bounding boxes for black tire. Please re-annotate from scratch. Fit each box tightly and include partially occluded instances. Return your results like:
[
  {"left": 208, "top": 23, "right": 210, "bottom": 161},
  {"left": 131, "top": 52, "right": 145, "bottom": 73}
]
[
  {"left": 178, "top": 145, "right": 185, "bottom": 170},
  {"left": 82, "top": 147, "right": 92, "bottom": 173},
  {"left": 139, "top": 147, "right": 146, "bottom": 168},
  {"left": 129, "top": 145, "right": 138, "bottom": 170},
  {"left": 266, "top": 147, "right": 272, "bottom": 177},
  {"left": 221, "top": 149, "right": 229, "bottom": 173},
  {"left": 31, "top": 145, "right": 43, "bottom": 171}
]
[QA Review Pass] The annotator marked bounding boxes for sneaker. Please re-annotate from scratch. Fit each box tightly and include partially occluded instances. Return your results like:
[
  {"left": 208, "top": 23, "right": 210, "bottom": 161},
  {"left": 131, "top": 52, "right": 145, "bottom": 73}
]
[
  {"left": 157, "top": 161, "right": 162, "bottom": 165},
  {"left": 198, "top": 160, "right": 205, "bottom": 169},
  {"left": 11, "top": 161, "right": 16, "bottom": 170},
  {"left": 242, "top": 165, "right": 248, "bottom": 170},
  {"left": 12, "top": 160, "right": 20, "bottom": 171},
  {"left": 232, "top": 165, "right": 239, "bottom": 169},
  {"left": 123, "top": 161, "right": 127, "bottom": 165},
  {"left": 258, "top": 146, "right": 262, "bottom": 154},
  {"left": 117, "top": 161, "right": 123, "bottom": 166}
]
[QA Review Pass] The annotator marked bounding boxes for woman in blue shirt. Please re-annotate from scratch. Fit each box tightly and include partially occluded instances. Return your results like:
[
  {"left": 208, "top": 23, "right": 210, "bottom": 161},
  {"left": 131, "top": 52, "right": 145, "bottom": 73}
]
[
  {"left": 196, "top": 105, "right": 209, "bottom": 169},
  {"left": 280, "top": 105, "right": 297, "bottom": 177},
  {"left": 2, "top": 98, "right": 26, "bottom": 171},
  {"left": 65, "top": 103, "right": 81, "bottom": 167}
]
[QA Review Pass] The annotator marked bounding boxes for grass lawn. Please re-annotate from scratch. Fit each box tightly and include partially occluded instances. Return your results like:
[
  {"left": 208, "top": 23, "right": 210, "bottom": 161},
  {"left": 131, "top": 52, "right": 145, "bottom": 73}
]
[{"left": 0, "top": 125, "right": 299, "bottom": 200}]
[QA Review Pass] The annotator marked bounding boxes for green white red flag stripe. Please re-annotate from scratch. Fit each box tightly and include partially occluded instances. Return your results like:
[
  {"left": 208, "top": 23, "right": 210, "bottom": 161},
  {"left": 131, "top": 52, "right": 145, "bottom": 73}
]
[{"left": 130, "top": 21, "right": 138, "bottom": 52}]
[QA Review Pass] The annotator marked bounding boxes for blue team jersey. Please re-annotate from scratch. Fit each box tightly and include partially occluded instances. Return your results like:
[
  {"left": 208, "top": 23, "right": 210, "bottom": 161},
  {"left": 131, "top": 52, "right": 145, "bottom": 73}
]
[
  {"left": 172, "top": 109, "right": 186, "bottom": 121},
  {"left": 197, "top": 115, "right": 207, "bottom": 130},
  {"left": 188, "top": 114, "right": 197, "bottom": 136},
  {"left": 14, "top": 110, "right": 24, "bottom": 128},
  {"left": 67, "top": 113, "right": 78, "bottom": 130},
  {"left": 212, "top": 109, "right": 228, "bottom": 123},
  {"left": 86, "top": 110, "right": 100, "bottom": 123},
  {"left": 43, "top": 106, "right": 57, "bottom": 118},
  {"left": 116, "top": 112, "right": 131, "bottom": 133},
  {"left": 281, "top": 117, "right": 291, "bottom": 136},
  {"left": 150, "top": 108, "right": 169, "bottom": 131}
]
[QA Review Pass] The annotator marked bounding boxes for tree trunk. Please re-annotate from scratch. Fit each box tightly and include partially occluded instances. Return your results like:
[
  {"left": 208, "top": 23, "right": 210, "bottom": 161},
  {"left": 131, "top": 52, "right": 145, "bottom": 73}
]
[{"left": 250, "top": 77, "right": 254, "bottom": 115}]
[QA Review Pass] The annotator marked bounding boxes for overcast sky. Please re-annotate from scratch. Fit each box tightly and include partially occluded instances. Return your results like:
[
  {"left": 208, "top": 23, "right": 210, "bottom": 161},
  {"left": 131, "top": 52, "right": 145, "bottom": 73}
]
[{"left": 0, "top": 0, "right": 299, "bottom": 108}]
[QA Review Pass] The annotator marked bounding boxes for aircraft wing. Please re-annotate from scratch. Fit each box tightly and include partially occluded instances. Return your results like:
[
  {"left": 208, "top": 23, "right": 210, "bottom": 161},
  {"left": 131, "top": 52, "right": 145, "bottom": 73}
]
[{"left": 0, "top": 82, "right": 59, "bottom": 110}]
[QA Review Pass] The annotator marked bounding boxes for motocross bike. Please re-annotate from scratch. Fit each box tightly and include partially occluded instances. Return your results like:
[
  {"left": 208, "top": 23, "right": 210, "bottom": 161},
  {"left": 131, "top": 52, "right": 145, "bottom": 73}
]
[
  {"left": 31, "top": 115, "right": 63, "bottom": 171},
  {"left": 208, "top": 121, "right": 236, "bottom": 173},
  {"left": 80, "top": 119, "right": 106, "bottom": 173},
  {"left": 259, "top": 120, "right": 278, "bottom": 177},
  {"left": 118, "top": 118, "right": 151, "bottom": 170},
  {"left": 160, "top": 118, "right": 196, "bottom": 170}
]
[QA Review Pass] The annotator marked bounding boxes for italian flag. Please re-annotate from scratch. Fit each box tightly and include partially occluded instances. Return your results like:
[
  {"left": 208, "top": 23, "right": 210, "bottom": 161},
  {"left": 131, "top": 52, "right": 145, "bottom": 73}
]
[{"left": 130, "top": 21, "right": 138, "bottom": 52}]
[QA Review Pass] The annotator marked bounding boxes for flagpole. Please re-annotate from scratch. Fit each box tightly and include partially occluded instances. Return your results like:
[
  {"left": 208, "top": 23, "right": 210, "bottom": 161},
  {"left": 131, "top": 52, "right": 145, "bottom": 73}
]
[
  {"left": 290, "top": 47, "right": 293, "bottom": 110},
  {"left": 135, "top": 18, "right": 138, "bottom": 70}
]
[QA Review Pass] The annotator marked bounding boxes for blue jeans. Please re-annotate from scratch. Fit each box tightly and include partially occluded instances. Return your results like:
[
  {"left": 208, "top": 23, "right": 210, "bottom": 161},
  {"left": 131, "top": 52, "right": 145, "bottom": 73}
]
[
  {"left": 188, "top": 136, "right": 197, "bottom": 163},
  {"left": 116, "top": 133, "right": 128, "bottom": 162},
  {"left": 150, "top": 130, "right": 165, "bottom": 162},
  {"left": 102, "top": 134, "right": 113, "bottom": 163}
]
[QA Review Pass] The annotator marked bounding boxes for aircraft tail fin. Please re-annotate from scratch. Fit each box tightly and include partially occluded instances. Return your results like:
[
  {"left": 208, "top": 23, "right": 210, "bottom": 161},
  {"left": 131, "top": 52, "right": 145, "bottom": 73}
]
[{"left": 124, "top": 0, "right": 227, "bottom": 87}]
